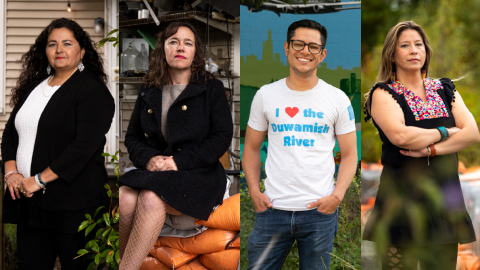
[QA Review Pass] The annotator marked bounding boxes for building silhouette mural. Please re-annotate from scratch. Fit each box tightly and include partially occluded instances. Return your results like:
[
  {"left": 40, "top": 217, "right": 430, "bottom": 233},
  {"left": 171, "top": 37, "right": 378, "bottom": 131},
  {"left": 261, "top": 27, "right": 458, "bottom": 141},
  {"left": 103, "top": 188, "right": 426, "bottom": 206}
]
[{"left": 240, "top": 5, "right": 361, "bottom": 173}]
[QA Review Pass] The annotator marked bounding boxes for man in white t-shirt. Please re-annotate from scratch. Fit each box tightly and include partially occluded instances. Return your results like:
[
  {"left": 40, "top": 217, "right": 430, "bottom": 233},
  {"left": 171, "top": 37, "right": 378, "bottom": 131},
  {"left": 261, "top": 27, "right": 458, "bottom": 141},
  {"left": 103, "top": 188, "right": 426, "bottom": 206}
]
[{"left": 243, "top": 19, "right": 358, "bottom": 270}]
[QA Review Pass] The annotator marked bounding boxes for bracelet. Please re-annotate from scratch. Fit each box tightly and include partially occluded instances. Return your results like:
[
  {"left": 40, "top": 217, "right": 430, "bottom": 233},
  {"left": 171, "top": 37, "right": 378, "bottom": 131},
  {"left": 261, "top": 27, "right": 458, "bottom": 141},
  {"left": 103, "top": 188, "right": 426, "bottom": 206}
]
[
  {"left": 332, "top": 194, "right": 341, "bottom": 202},
  {"left": 429, "top": 144, "right": 436, "bottom": 157},
  {"left": 35, "top": 173, "right": 46, "bottom": 194},
  {"left": 5, "top": 170, "right": 20, "bottom": 181},
  {"left": 427, "top": 146, "right": 431, "bottom": 166},
  {"left": 436, "top": 127, "right": 449, "bottom": 142},
  {"left": 37, "top": 173, "right": 47, "bottom": 186}
]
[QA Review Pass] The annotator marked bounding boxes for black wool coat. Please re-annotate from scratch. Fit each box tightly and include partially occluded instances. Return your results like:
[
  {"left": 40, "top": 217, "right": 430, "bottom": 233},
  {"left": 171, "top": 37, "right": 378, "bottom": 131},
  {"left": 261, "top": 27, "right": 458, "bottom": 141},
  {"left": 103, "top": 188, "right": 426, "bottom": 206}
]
[
  {"left": 119, "top": 74, "right": 233, "bottom": 220},
  {"left": 2, "top": 70, "right": 115, "bottom": 223}
]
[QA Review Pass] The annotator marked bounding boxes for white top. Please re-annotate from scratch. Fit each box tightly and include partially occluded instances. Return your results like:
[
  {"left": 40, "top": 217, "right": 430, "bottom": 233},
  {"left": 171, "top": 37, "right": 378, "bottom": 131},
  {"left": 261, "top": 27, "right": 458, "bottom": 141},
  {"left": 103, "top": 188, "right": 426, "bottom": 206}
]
[
  {"left": 15, "top": 77, "right": 60, "bottom": 177},
  {"left": 247, "top": 78, "right": 355, "bottom": 211}
]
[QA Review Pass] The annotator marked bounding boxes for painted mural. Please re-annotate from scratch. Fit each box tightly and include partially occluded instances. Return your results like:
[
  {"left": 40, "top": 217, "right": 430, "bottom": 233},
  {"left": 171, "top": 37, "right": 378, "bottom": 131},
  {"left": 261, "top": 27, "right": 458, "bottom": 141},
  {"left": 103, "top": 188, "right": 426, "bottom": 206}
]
[{"left": 240, "top": 4, "right": 361, "bottom": 173}]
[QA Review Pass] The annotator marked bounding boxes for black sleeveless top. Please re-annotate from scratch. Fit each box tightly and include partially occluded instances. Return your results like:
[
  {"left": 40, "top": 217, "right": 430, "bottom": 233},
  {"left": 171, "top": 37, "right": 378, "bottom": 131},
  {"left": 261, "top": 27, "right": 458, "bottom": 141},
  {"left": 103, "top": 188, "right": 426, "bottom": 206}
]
[{"left": 363, "top": 78, "right": 476, "bottom": 247}]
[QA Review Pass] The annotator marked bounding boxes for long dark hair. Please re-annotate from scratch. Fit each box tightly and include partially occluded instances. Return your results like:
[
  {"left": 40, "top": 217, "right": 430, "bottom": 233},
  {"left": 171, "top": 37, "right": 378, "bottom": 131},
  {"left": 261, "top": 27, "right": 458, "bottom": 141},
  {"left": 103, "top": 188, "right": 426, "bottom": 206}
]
[
  {"left": 11, "top": 18, "right": 107, "bottom": 107},
  {"left": 143, "top": 21, "right": 214, "bottom": 89}
]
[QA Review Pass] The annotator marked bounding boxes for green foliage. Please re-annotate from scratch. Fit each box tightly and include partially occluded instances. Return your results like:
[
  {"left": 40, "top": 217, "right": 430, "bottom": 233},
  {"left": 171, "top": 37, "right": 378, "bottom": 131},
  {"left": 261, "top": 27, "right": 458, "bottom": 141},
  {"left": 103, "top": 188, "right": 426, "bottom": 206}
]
[
  {"left": 329, "top": 167, "right": 361, "bottom": 270},
  {"left": 240, "top": 166, "right": 361, "bottom": 269},
  {"left": 5, "top": 224, "right": 18, "bottom": 270},
  {"left": 362, "top": 0, "right": 480, "bottom": 167},
  {"left": 76, "top": 151, "right": 120, "bottom": 269},
  {"left": 98, "top": 29, "right": 119, "bottom": 49}
]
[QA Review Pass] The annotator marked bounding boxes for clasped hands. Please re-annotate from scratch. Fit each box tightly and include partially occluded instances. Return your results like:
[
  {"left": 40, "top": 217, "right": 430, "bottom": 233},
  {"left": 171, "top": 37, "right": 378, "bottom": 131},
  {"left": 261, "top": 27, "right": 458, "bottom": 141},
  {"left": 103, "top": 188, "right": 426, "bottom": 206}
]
[
  {"left": 5, "top": 174, "right": 41, "bottom": 200},
  {"left": 400, "top": 127, "right": 460, "bottom": 158},
  {"left": 146, "top": 155, "right": 178, "bottom": 172},
  {"left": 250, "top": 190, "right": 340, "bottom": 215}
]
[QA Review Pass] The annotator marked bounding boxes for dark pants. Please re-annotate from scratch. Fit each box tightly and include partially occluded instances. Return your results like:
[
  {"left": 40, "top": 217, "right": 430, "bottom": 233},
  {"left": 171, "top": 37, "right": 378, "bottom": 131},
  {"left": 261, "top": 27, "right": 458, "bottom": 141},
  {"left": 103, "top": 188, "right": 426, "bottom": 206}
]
[
  {"left": 247, "top": 208, "right": 338, "bottom": 270},
  {"left": 17, "top": 216, "right": 94, "bottom": 270}
]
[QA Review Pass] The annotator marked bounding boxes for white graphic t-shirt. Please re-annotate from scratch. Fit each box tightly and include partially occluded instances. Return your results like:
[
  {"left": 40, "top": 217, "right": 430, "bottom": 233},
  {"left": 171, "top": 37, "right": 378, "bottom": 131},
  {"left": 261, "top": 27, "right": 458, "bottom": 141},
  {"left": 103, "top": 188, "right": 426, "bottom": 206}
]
[{"left": 247, "top": 78, "right": 355, "bottom": 211}]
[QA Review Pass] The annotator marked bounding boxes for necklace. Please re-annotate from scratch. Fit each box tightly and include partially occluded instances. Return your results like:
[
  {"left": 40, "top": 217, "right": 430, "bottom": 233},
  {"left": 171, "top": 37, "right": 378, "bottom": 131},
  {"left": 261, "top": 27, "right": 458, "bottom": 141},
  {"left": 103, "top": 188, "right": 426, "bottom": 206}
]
[{"left": 43, "top": 67, "right": 78, "bottom": 97}]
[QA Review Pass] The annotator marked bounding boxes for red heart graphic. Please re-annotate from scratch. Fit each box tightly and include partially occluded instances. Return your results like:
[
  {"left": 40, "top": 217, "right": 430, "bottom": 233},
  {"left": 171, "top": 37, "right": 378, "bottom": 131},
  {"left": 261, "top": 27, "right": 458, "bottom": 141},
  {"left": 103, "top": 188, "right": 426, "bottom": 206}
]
[{"left": 285, "top": 107, "right": 299, "bottom": 118}]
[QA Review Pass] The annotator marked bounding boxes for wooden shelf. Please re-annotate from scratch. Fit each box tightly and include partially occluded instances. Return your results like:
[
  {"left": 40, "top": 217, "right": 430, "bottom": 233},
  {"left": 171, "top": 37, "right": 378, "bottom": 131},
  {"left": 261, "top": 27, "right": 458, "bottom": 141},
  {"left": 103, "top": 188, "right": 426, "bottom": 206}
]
[
  {"left": 120, "top": 11, "right": 206, "bottom": 28},
  {"left": 120, "top": 77, "right": 144, "bottom": 84}
]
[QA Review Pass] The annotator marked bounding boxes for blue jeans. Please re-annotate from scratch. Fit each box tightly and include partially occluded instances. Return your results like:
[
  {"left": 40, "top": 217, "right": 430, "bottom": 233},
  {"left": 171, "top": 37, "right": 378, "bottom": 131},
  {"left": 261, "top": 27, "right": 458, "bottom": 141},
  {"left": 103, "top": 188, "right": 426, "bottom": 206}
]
[{"left": 247, "top": 208, "right": 338, "bottom": 270}]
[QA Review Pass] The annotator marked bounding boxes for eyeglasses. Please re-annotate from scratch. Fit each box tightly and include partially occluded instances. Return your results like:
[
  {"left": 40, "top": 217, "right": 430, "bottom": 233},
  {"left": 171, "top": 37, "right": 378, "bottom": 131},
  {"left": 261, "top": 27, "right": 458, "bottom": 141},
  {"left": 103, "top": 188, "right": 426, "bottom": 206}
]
[{"left": 289, "top": 40, "right": 324, "bottom": 54}]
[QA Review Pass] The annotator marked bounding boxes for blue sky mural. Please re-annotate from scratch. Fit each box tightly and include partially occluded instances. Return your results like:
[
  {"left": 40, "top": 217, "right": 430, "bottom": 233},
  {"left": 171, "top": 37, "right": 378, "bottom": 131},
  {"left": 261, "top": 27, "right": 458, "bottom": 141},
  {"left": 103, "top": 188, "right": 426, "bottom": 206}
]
[{"left": 240, "top": 5, "right": 361, "bottom": 70}]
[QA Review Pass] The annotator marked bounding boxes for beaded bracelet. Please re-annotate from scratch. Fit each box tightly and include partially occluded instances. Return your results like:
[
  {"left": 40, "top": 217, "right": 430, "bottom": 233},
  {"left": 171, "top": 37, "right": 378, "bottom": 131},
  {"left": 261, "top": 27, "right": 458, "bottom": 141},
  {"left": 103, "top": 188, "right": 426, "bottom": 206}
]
[
  {"left": 5, "top": 171, "right": 20, "bottom": 182},
  {"left": 436, "top": 127, "right": 449, "bottom": 142},
  {"left": 37, "top": 173, "right": 47, "bottom": 186},
  {"left": 332, "top": 194, "right": 341, "bottom": 202},
  {"left": 35, "top": 173, "right": 46, "bottom": 194}
]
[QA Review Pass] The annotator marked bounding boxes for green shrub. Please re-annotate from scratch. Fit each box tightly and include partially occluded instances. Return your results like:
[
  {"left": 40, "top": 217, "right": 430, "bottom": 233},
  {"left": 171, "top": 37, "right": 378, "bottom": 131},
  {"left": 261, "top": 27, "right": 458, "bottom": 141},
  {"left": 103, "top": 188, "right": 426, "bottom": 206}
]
[
  {"left": 5, "top": 224, "right": 18, "bottom": 270},
  {"left": 240, "top": 166, "right": 361, "bottom": 270},
  {"left": 76, "top": 151, "right": 120, "bottom": 270}
]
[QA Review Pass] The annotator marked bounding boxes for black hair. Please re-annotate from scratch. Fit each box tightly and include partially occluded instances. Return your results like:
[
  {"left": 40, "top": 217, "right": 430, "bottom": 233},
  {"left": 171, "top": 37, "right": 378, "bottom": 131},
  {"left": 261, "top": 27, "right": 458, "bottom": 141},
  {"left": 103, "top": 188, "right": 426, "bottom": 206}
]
[
  {"left": 287, "top": 19, "right": 327, "bottom": 47},
  {"left": 11, "top": 18, "right": 107, "bottom": 107}
]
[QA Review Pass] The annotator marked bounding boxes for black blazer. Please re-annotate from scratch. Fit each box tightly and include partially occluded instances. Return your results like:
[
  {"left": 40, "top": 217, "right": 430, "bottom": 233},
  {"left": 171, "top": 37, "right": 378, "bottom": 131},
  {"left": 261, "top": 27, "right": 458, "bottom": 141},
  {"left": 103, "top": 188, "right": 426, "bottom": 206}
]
[
  {"left": 119, "top": 73, "right": 233, "bottom": 220},
  {"left": 2, "top": 70, "right": 115, "bottom": 223}
]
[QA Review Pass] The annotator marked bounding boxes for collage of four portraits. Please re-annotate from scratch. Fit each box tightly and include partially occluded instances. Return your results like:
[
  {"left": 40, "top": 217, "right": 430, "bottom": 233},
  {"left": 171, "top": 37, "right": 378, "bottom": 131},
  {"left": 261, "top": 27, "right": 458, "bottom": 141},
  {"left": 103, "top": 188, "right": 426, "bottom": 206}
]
[{"left": 2, "top": 0, "right": 480, "bottom": 269}]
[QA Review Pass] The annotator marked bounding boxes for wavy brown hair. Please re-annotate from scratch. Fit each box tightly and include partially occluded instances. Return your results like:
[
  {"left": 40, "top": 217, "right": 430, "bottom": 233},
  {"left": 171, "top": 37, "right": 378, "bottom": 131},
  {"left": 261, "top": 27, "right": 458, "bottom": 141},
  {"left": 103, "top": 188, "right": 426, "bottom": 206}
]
[
  {"left": 143, "top": 21, "right": 214, "bottom": 89},
  {"left": 11, "top": 18, "right": 107, "bottom": 107},
  {"left": 365, "top": 21, "right": 433, "bottom": 116}
]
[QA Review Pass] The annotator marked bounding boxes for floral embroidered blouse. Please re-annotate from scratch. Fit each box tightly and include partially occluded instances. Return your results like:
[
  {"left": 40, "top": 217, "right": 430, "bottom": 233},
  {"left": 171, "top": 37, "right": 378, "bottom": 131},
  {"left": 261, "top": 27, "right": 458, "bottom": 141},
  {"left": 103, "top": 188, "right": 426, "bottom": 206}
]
[{"left": 387, "top": 78, "right": 449, "bottom": 121}]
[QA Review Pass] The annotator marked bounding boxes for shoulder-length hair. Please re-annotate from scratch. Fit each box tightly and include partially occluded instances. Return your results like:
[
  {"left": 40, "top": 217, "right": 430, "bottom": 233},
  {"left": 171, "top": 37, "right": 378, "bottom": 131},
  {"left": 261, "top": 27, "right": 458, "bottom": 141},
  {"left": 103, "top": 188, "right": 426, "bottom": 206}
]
[
  {"left": 376, "top": 21, "right": 433, "bottom": 84},
  {"left": 11, "top": 18, "right": 107, "bottom": 107},
  {"left": 143, "top": 21, "right": 214, "bottom": 89},
  {"left": 365, "top": 21, "right": 433, "bottom": 117}
]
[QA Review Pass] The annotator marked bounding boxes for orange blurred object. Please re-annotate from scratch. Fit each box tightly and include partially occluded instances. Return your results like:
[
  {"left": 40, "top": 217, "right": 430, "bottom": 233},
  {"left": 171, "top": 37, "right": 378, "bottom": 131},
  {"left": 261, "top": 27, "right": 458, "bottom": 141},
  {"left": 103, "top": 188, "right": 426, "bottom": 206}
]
[
  {"left": 196, "top": 194, "right": 240, "bottom": 231},
  {"left": 360, "top": 160, "right": 383, "bottom": 171},
  {"left": 140, "top": 256, "right": 210, "bottom": 270},
  {"left": 149, "top": 246, "right": 198, "bottom": 268},
  {"left": 139, "top": 256, "right": 170, "bottom": 270},
  {"left": 361, "top": 160, "right": 370, "bottom": 169},
  {"left": 464, "top": 166, "right": 480, "bottom": 174},
  {"left": 199, "top": 249, "right": 240, "bottom": 270},
  {"left": 361, "top": 197, "right": 375, "bottom": 225},
  {"left": 457, "top": 244, "right": 480, "bottom": 270},
  {"left": 228, "top": 236, "right": 240, "bottom": 248},
  {"left": 459, "top": 161, "right": 467, "bottom": 174},
  {"left": 177, "top": 258, "right": 210, "bottom": 270},
  {"left": 157, "top": 228, "right": 238, "bottom": 254}
]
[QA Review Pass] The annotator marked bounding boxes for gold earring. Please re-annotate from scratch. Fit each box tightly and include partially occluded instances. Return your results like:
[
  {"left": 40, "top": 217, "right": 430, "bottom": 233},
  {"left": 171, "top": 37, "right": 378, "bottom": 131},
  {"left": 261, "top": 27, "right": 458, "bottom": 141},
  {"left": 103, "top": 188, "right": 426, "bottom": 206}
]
[
  {"left": 163, "top": 61, "right": 166, "bottom": 67},
  {"left": 391, "top": 63, "right": 396, "bottom": 82}
]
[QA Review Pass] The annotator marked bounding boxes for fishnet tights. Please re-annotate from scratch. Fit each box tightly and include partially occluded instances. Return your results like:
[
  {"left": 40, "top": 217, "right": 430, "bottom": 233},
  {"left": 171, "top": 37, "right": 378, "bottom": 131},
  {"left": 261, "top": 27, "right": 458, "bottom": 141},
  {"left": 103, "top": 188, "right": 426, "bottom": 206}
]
[
  {"left": 119, "top": 188, "right": 167, "bottom": 270},
  {"left": 380, "top": 244, "right": 458, "bottom": 270},
  {"left": 382, "top": 247, "right": 404, "bottom": 270},
  {"left": 119, "top": 186, "right": 138, "bottom": 260}
]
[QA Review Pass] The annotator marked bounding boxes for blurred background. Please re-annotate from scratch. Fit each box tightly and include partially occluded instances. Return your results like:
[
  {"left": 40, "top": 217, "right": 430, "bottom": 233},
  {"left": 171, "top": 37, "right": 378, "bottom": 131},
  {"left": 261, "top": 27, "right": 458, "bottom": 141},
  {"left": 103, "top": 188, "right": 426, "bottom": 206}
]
[{"left": 361, "top": 1, "right": 480, "bottom": 269}]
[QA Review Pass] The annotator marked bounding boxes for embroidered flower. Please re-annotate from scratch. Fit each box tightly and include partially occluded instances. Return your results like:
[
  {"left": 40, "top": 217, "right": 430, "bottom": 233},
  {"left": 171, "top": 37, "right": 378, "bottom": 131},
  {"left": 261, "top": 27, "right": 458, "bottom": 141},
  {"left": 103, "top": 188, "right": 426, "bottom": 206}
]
[{"left": 387, "top": 78, "right": 449, "bottom": 121}]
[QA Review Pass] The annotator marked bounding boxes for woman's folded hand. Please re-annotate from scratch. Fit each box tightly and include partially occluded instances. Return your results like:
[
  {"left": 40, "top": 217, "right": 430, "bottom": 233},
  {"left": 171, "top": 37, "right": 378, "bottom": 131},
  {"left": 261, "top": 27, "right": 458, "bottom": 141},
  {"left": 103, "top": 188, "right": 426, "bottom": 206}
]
[
  {"left": 20, "top": 176, "right": 41, "bottom": 197},
  {"left": 146, "top": 155, "right": 178, "bottom": 171},
  {"left": 399, "top": 147, "right": 429, "bottom": 158},
  {"left": 147, "top": 155, "right": 169, "bottom": 171},
  {"left": 161, "top": 157, "right": 178, "bottom": 171},
  {"left": 6, "top": 173, "right": 24, "bottom": 200}
]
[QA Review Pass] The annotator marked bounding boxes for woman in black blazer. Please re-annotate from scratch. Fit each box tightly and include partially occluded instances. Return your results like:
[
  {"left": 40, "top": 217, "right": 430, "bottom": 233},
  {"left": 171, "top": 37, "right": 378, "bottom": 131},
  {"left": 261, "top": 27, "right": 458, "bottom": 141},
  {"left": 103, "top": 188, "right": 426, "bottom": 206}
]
[
  {"left": 2, "top": 18, "right": 114, "bottom": 269},
  {"left": 119, "top": 21, "right": 233, "bottom": 269}
]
